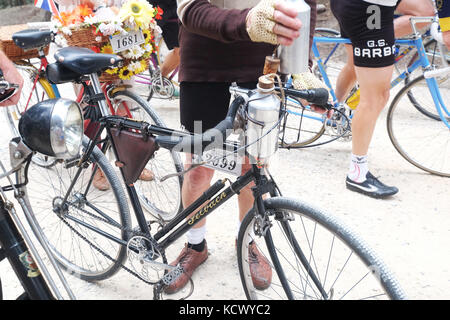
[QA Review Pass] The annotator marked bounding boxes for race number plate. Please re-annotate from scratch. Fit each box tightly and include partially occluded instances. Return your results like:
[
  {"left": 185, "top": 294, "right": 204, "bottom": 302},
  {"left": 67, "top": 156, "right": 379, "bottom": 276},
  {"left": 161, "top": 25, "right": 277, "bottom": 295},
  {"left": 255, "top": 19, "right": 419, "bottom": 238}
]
[
  {"left": 110, "top": 30, "right": 145, "bottom": 53},
  {"left": 194, "top": 148, "right": 243, "bottom": 176}
]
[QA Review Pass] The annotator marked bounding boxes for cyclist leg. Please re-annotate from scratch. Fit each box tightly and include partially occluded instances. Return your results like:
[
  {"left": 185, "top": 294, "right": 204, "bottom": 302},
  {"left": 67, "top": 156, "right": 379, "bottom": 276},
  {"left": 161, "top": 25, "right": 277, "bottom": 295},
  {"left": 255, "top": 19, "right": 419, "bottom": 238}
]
[
  {"left": 160, "top": 22, "right": 180, "bottom": 78},
  {"left": 394, "top": 0, "right": 435, "bottom": 37},
  {"left": 335, "top": 44, "right": 357, "bottom": 103},
  {"left": 331, "top": 0, "right": 399, "bottom": 198}
]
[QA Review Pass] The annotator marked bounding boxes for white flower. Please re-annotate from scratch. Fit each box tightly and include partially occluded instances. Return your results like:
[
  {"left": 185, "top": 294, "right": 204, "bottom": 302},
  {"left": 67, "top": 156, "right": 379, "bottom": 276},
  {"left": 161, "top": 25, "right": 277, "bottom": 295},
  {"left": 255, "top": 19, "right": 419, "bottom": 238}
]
[
  {"left": 94, "top": 7, "right": 117, "bottom": 23},
  {"left": 143, "top": 43, "right": 152, "bottom": 53},
  {"left": 61, "top": 27, "right": 72, "bottom": 36},
  {"left": 123, "top": 45, "right": 144, "bottom": 59},
  {"left": 98, "top": 22, "right": 116, "bottom": 36},
  {"left": 127, "top": 61, "right": 141, "bottom": 72},
  {"left": 54, "top": 34, "right": 68, "bottom": 47},
  {"left": 83, "top": 15, "right": 99, "bottom": 25},
  {"left": 95, "top": 36, "right": 103, "bottom": 42}
]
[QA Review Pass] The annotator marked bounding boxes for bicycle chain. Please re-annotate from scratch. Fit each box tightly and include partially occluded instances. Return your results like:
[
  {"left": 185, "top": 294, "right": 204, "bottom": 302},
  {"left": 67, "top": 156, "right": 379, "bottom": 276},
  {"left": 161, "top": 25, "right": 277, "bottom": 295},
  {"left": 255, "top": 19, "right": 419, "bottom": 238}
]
[{"left": 59, "top": 200, "right": 166, "bottom": 287}]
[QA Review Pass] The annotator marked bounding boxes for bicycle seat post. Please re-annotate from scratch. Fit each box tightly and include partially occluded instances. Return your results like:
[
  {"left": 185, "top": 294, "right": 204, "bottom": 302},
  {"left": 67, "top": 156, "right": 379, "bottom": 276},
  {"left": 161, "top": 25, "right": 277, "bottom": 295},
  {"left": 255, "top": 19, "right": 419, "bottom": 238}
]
[{"left": 89, "top": 73, "right": 110, "bottom": 116}]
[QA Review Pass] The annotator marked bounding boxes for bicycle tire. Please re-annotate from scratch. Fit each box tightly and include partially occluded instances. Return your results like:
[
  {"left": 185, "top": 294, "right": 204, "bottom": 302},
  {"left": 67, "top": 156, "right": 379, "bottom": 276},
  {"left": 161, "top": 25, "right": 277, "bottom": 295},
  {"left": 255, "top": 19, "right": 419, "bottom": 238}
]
[
  {"left": 387, "top": 75, "right": 450, "bottom": 177},
  {"left": 109, "top": 89, "right": 184, "bottom": 221},
  {"left": 4, "top": 63, "right": 56, "bottom": 167},
  {"left": 22, "top": 136, "right": 132, "bottom": 281},
  {"left": 404, "top": 38, "right": 450, "bottom": 119},
  {"left": 237, "top": 197, "right": 406, "bottom": 300}
]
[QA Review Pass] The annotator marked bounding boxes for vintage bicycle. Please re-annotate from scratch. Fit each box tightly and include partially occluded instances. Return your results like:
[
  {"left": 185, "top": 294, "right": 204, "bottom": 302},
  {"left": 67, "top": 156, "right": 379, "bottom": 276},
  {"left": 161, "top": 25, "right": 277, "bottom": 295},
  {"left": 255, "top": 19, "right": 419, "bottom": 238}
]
[
  {"left": 281, "top": 16, "right": 450, "bottom": 177},
  {"left": 4, "top": 29, "right": 183, "bottom": 221},
  {"left": 17, "top": 47, "right": 406, "bottom": 300},
  {"left": 0, "top": 76, "right": 76, "bottom": 299}
]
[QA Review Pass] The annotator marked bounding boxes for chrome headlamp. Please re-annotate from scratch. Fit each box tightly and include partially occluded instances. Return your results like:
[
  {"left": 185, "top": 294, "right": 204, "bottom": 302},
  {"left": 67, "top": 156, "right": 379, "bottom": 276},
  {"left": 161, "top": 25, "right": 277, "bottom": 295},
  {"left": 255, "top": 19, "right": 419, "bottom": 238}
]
[{"left": 18, "top": 98, "right": 83, "bottom": 159}]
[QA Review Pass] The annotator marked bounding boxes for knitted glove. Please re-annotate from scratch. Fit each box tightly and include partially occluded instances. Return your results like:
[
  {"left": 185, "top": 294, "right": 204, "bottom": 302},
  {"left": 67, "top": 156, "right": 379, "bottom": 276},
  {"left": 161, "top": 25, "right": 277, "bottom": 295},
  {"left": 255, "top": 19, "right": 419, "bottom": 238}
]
[
  {"left": 292, "top": 72, "right": 329, "bottom": 92},
  {"left": 246, "top": 0, "right": 278, "bottom": 45}
]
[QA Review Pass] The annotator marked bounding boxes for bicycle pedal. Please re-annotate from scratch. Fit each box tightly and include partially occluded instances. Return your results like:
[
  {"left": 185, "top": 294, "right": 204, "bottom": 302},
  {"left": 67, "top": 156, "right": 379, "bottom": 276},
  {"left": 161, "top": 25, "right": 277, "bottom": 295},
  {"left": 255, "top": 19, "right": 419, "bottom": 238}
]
[{"left": 162, "top": 264, "right": 183, "bottom": 286}]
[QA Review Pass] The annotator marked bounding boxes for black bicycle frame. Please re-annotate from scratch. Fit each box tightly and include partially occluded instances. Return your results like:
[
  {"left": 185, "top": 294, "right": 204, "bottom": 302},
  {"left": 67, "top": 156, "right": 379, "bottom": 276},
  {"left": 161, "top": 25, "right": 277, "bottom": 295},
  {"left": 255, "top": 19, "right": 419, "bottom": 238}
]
[
  {"left": 56, "top": 113, "right": 328, "bottom": 299},
  {"left": 0, "top": 198, "right": 54, "bottom": 300}
]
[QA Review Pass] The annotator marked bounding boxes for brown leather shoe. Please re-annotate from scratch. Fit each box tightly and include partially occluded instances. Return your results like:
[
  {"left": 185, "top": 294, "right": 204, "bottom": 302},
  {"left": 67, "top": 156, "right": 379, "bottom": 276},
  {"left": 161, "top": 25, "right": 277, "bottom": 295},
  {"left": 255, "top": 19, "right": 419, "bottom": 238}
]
[
  {"left": 249, "top": 242, "right": 272, "bottom": 290},
  {"left": 92, "top": 168, "right": 110, "bottom": 191},
  {"left": 164, "top": 241, "right": 208, "bottom": 294},
  {"left": 139, "top": 168, "right": 154, "bottom": 181}
]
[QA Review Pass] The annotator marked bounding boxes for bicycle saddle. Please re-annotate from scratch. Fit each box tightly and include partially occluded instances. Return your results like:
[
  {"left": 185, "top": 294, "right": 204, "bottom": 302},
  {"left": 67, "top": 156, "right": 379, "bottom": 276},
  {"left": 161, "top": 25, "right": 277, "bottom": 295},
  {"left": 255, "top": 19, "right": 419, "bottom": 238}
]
[
  {"left": 13, "top": 29, "right": 53, "bottom": 50},
  {"left": 54, "top": 47, "right": 122, "bottom": 76}
]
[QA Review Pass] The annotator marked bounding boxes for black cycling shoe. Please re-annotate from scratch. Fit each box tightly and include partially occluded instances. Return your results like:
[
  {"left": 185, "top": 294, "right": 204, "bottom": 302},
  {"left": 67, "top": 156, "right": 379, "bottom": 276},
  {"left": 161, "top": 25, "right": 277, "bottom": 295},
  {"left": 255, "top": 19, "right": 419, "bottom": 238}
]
[{"left": 346, "top": 171, "right": 399, "bottom": 199}]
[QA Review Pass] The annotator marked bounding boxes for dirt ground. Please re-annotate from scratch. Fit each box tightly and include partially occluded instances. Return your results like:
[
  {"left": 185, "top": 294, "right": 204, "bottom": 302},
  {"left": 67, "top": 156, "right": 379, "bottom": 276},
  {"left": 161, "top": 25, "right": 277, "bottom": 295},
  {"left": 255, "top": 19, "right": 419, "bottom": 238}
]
[{"left": 0, "top": 3, "right": 449, "bottom": 301}]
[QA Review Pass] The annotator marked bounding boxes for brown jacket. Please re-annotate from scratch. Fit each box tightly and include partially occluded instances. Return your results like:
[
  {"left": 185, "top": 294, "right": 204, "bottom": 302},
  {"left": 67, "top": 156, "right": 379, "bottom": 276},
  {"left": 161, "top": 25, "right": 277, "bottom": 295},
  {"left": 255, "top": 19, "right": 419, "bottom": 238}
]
[{"left": 176, "top": 0, "right": 317, "bottom": 82}]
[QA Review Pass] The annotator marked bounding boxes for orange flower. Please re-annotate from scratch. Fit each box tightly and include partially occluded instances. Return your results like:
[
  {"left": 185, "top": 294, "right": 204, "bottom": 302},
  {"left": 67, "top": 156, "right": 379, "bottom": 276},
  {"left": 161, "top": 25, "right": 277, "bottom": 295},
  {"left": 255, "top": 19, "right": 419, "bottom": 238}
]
[{"left": 155, "top": 6, "right": 163, "bottom": 20}]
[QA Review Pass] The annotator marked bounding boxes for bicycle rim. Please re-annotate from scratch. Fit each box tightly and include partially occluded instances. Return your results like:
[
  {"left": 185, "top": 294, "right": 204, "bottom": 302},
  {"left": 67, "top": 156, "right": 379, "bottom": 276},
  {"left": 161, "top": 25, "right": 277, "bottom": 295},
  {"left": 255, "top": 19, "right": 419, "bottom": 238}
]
[
  {"left": 279, "top": 100, "right": 326, "bottom": 148},
  {"left": 22, "top": 138, "right": 131, "bottom": 281},
  {"left": 237, "top": 197, "right": 406, "bottom": 300},
  {"left": 387, "top": 75, "right": 450, "bottom": 177},
  {"left": 110, "top": 90, "right": 183, "bottom": 221}
]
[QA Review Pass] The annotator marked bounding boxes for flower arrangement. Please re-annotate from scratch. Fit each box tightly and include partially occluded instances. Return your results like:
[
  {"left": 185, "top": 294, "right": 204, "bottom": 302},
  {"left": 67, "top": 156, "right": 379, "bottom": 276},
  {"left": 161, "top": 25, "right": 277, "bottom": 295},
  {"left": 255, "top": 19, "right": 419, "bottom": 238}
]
[{"left": 54, "top": 0, "right": 162, "bottom": 80}]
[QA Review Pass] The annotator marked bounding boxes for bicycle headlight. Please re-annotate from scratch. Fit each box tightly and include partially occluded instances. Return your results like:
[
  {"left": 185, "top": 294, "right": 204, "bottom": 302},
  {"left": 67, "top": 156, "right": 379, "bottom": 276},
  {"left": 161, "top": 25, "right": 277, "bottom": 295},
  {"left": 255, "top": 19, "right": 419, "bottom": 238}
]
[{"left": 18, "top": 98, "right": 83, "bottom": 159}]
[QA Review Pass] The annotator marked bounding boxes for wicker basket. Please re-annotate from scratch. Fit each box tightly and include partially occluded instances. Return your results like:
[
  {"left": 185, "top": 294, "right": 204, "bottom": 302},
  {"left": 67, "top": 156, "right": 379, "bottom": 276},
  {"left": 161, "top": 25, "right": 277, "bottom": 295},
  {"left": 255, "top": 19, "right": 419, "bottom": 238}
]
[
  {"left": 62, "top": 27, "right": 109, "bottom": 48},
  {"left": 0, "top": 24, "right": 49, "bottom": 61}
]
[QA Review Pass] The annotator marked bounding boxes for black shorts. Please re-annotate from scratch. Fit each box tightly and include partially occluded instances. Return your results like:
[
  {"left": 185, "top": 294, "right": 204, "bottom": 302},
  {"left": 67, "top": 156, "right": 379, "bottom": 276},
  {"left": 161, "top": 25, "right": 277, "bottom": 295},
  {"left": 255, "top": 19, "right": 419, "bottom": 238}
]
[
  {"left": 180, "top": 82, "right": 256, "bottom": 133},
  {"left": 160, "top": 21, "right": 179, "bottom": 50},
  {"left": 330, "top": 0, "right": 402, "bottom": 68}
]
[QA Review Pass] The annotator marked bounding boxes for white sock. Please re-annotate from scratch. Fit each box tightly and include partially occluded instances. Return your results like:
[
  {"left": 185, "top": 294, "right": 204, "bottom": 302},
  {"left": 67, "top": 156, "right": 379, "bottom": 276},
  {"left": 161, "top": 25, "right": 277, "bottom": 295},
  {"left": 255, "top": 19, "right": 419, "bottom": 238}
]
[
  {"left": 186, "top": 225, "right": 206, "bottom": 245},
  {"left": 348, "top": 154, "right": 369, "bottom": 183}
]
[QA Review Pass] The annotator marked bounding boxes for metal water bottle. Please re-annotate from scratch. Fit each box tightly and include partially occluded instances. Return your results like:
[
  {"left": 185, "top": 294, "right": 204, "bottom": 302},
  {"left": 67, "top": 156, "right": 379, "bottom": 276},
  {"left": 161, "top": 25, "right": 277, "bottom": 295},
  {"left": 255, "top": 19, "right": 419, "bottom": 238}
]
[
  {"left": 246, "top": 76, "right": 281, "bottom": 163},
  {"left": 279, "top": 0, "right": 311, "bottom": 74}
]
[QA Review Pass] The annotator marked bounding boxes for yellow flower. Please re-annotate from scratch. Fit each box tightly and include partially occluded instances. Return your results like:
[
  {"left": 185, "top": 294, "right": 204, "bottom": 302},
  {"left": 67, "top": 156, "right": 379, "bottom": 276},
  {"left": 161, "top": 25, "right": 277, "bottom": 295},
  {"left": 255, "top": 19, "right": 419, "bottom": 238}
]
[
  {"left": 105, "top": 67, "right": 119, "bottom": 75},
  {"left": 142, "top": 29, "right": 152, "bottom": 44},
  {"left": 101, "top": 44, "right": 114, "bottom": 54},
  {"left": 119, "top": 0, "right": 155, "bottom": 30},
  {"left": 119, "top": 66, "right": 134, "bottom": 80},
  {"left": 135, "top": 60, "right": 147, "bottom": 74}
]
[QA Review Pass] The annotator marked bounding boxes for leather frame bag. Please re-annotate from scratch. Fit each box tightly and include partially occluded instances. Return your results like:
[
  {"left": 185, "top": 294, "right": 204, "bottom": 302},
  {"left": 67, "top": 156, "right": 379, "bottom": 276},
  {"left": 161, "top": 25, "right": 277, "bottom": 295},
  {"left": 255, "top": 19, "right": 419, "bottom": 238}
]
[{"left": 109, "top": 126, "right": 158, "bottom": 185}]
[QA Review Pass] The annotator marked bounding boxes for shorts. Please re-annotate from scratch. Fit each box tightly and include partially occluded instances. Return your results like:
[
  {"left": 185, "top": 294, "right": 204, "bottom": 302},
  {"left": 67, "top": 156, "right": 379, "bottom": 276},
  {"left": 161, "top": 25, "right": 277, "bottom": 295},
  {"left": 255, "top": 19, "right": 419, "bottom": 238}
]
[
  {"left": 330, "top": 0, "right": 402, "bottom": 68},
  {"left": 161, "top": 21, "right": 179, "bottom": 50},
  {"left": 180, "top": 82, "right": 256, "bottom": 133}
]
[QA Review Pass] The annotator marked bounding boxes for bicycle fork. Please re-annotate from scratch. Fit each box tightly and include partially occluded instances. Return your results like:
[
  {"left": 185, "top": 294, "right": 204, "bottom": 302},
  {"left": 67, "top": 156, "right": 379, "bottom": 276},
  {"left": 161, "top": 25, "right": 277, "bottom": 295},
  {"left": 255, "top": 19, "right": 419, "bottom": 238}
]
[{"left": 252, "top": 167, "right": 329, "bottom": 300}]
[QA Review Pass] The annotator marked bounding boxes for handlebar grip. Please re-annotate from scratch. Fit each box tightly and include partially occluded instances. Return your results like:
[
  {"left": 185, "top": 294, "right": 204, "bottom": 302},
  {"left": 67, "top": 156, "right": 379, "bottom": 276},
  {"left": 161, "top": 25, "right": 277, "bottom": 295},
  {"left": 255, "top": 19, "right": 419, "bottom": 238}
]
[{"left": 283, "top": 87, "right": 329, "bottom": 106}]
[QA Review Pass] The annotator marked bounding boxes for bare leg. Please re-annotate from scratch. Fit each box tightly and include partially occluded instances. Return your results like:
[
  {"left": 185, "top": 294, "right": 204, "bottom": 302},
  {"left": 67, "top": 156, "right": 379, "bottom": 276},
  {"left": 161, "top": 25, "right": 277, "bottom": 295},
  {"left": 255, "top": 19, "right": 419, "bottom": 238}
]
[
  {"left": 160, "top": 47, "right": 180, "bottom": 78},
  {"left": 351, "top": 65, "right": 394, "bottom": 156},
  {"left": 335, "top": 44, "right": 357, "bottom": 103},
  {"left": 394, "top": 0, "right": 435, "bottom": 37}
]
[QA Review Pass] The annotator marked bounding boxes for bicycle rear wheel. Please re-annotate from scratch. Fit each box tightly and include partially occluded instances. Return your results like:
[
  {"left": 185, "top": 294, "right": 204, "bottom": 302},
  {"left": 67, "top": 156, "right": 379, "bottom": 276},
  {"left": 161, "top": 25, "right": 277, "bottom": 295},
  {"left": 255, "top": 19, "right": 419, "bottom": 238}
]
[
  {"left": 387, "top": 75, "right": 450, "bottom": 177},
  {"left": 109, "top": 89, "right": 183, "bottom": 221},
  {"left": 237, "top": 197, "right": 406, "bottom": 300},
  {"left": 22, "top": 137, "right": 131, "bottom": 281}
]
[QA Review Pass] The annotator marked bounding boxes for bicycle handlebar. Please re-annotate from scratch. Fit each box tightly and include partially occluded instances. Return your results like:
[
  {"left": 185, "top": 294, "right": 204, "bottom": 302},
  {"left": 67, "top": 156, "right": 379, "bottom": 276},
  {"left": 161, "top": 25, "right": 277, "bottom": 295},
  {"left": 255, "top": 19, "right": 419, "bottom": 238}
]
[
  {"left": 155, "top": 95, "right": 246, "bottom": 154},
  {"left": 154, "top": 87, "right": 329, "bottom": 155}
]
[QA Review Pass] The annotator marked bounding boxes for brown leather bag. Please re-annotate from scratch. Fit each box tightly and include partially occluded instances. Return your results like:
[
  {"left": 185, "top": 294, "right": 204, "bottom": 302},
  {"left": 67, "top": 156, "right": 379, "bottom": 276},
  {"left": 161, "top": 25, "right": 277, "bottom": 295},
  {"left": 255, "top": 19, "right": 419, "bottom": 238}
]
[{"left": 109, "top": 127, "right": 158, "bottom": 185}]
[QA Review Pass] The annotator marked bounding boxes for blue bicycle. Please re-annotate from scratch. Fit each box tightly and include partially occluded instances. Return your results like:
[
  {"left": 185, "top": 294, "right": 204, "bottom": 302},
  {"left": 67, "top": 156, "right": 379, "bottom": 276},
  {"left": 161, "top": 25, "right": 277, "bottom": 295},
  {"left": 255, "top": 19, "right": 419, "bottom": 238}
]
[{"left": 281, "top": 16, "right": 450, "bottom": 177}]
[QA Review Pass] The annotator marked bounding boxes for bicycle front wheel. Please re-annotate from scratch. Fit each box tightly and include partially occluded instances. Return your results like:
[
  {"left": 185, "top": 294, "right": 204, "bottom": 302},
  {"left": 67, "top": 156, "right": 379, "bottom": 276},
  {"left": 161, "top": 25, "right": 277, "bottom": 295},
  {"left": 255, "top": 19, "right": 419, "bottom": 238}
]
[
  {"left": 109, "top": 89, "right": 183, "bottom": 221},
  {"left": 22, "top": 137, "right": 131, "bottom": 281},
  {"left": 387, "top": 75, "right": 450, "bottom": 177},
  {"left": 237, "top": 197, "right": 406, "bottom": 300}
]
